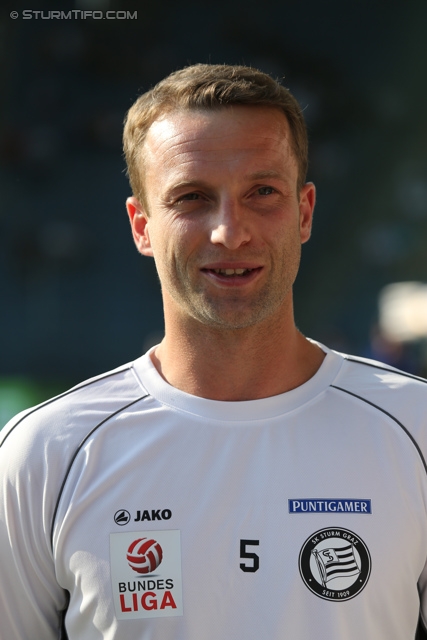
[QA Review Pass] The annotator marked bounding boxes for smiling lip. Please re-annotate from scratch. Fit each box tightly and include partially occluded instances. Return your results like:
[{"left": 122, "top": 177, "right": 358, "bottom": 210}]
[{"left": 201, "top": 264, "right": 263, "bottom": 286}]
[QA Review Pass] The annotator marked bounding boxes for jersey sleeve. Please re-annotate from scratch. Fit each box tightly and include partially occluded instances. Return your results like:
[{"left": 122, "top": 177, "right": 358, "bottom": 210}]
[
  {"left": 0, "top": 411, "right": 68, "bottom": 640},
  {"left": 336, "top": 356, "right": 427, "bottom": 633},
  {"left": 0, "top": 364, "right": 143, "bottom": 640}
]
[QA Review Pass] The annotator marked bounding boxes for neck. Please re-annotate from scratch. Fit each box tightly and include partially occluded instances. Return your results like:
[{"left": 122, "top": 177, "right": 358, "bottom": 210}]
[{"left": 151, "top": 303, "right": 325, "bottom": 401}]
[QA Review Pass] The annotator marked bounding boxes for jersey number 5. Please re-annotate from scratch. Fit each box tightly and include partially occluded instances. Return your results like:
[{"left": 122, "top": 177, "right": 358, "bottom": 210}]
[{"left": 240, "top": 539, "right": 260, "bottom": 572}]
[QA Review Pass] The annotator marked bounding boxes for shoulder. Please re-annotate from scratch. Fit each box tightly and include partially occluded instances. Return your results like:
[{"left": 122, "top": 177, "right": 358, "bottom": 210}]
[
  {"left": 0, "top": 358, "right": 151, "bottom": 535},
  {"left": 328, "top": 350, "right": 427, "bottom": 455},
  {"left": 311, "top": 340, "right": 427, "bottom": 401},
  {"left": 0, "top": 358, "right": 149, "bottom": 456},
  {"left": 332, "top": 351, "right": 427, "bottom": 396}
]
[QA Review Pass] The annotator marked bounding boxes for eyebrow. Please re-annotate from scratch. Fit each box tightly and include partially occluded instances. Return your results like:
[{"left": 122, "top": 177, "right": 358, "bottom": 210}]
[{"left": 245, "top": 170, "right": 285, "bottom": 181}]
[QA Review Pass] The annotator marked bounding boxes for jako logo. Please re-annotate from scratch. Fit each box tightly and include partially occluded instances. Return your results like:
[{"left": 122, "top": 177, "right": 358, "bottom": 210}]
[
  {"left": 135, "top": 509, "right": 172, "bottom": 522},
  {"left": 127, "top": 538, "right": 163, "bottom": 574},
  {"left": 114, "top": 510, "right": 131, "bottom": 525}
]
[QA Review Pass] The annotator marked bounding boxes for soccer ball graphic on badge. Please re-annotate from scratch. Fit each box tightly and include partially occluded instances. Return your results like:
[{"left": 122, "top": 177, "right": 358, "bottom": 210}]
[{"left": 127, "top": 538, "right": 163, "bottom": 574}]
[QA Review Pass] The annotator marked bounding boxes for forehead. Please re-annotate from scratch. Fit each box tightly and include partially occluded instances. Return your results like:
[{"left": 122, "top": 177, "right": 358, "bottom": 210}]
[{"left": 143, "top": 106, "right": 296, "bottom": 173}]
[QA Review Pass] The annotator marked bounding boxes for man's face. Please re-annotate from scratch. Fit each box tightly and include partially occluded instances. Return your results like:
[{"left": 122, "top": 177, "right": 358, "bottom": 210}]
[{"left": 127, "top": 105, "right": 315, "bottom": 331}]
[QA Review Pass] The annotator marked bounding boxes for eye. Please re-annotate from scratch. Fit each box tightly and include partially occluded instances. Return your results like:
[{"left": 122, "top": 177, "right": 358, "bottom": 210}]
[
  {"left": 177, "top": 192, "right": 200, "bottom": 203},
  {"left": 257, "top": 186, "right": 275, "bottom": 196}
]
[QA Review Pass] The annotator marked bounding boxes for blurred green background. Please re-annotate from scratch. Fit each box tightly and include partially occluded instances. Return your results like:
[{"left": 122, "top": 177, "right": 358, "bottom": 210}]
[{"left": 1, "top": 0, "right": 427, "bottom": 425}]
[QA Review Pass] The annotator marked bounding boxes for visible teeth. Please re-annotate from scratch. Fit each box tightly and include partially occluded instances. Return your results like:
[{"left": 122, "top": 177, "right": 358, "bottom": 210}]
[{"left": 213, "top": 268, "right": 251, "bottom": 276}]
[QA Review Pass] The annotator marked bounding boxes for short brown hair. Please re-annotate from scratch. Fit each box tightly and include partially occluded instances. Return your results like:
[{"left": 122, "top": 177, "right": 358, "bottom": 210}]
[{"left": 123, "top": 63, "right": 308, "bottom": 206}]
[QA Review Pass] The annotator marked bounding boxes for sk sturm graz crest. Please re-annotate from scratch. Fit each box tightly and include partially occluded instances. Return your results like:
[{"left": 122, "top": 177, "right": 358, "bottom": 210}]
[{"left": 299, "top": 527, "right": 371, "bottom": 601}]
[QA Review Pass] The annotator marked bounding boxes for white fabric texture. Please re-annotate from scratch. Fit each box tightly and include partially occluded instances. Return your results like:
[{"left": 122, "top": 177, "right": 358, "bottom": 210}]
[{"left": 1, "top": 343, "right": 427, "bottom": 639}]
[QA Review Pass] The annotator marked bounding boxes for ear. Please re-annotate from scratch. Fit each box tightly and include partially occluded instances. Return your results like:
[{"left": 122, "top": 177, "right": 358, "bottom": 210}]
[
  {"left": 126, "top": 196, "right": 153, "bottom": 257},
  {"left": 298, "top": 182, "right": 316, "bottom": 244}
]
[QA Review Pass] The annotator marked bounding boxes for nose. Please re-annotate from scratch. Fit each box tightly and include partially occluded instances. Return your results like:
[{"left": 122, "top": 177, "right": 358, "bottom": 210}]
[{"left": 210, "top": 200, "right": 251, "bottom": 250}]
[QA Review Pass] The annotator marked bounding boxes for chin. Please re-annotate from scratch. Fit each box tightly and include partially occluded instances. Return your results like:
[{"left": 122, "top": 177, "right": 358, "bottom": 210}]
[{"left": 195, "top": 306, "right": 277, "bottom": 331}]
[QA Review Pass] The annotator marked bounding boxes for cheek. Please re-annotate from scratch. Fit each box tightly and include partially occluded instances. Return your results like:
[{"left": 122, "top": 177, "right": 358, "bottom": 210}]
[
  {"left": 165, "top": 219, "right": 202, "bottom": 257},
  {"left": 273, "top": 221, "right": 302, "bottom": 263},
  {"left": 149, "top": 224, "right": 188, "bottom": 278}
]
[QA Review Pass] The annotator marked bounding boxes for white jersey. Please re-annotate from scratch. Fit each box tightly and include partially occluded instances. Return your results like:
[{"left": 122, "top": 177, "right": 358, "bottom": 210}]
[{"left": 1, "top": 343, "right": 427, "bottom": 639}]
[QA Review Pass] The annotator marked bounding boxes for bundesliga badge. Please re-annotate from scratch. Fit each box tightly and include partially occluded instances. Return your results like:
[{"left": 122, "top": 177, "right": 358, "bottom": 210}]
[
  {"left": 110, "top": 529, "right": 183, "bottom": 619},
  {"left": 299, "top": 527, "right": 371, "bottom": 601}
]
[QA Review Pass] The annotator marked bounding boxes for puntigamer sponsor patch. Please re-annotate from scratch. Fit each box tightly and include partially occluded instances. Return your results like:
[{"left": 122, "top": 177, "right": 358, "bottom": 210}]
[
  {"left": 289, "top": 499, "right": 372, "bottom": 514},
  {"left": 110, "top": 529, "right": 183, "bottom": 620}
]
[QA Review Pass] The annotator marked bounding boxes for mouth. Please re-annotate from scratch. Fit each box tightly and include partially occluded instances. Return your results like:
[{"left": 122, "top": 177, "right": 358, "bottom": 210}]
[
  {"left": 210, "top": 267, "right": 257, "bottom": 277},
  {"left": 201, "top": 266, "right": 263, "bottom": 284}
]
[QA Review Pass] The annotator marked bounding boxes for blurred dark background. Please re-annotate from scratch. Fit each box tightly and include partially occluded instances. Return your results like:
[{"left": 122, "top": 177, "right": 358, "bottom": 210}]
[{"left": 1, "top": 0, "right": 427, "bottom": 424}]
